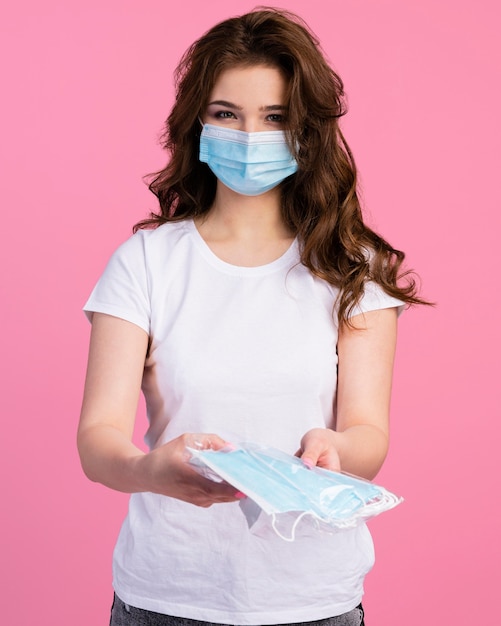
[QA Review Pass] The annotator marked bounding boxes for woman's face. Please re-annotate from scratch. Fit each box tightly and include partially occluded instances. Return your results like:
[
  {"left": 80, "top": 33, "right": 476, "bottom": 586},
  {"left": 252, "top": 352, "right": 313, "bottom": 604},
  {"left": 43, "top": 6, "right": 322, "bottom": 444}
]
[{"left": 203, "top": 65, "right": 288, "bottom": 133}]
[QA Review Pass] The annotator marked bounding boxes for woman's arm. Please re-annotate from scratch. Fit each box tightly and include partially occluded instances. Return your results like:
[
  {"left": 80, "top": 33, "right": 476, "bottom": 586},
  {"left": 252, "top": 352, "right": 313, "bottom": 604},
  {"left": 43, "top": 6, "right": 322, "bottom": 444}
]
[
  {"left": 298, "top": 307, "right": 398, "bottom": 480},
  {"left": 77, "top": 312, "right": 239, "bottom": 506}
]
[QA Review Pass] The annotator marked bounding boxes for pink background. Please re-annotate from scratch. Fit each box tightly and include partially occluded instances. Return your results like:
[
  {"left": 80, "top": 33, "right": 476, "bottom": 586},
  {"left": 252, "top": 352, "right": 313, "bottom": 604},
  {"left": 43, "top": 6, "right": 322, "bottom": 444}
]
[{"left": 1, "top": 1, "right": 499, "bottom": 624}]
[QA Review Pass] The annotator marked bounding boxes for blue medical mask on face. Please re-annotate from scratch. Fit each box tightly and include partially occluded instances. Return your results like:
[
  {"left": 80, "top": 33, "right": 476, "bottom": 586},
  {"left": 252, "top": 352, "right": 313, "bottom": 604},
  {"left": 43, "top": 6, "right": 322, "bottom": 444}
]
[
  {"left": 199, "top": 123, "right": 298, "bottom": 196},
  {"left": 189, "top": 444, "right": 402, "bottom": 542}
]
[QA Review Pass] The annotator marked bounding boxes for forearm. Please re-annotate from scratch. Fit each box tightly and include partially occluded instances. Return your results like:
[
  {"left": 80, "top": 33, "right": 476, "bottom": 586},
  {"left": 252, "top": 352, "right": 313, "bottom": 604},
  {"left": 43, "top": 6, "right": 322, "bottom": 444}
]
[
  {"left": 77, "top": 424, "right": 147, "bottom": 493},
  {"left": 77, "top": 425, "right": 240, "bottom": 506},
  {"left": 332, "top": 424, "right": 389, "bottom": 480},
  {"left": 332, "top": 308, "right": 398, "bottom": 480}
]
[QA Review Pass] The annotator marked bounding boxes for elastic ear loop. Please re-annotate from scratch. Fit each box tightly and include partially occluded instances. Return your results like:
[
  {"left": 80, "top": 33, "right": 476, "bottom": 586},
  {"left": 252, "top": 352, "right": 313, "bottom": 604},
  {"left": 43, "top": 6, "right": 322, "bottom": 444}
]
[
  {"left": 270, "top": 489, "right": 391, "bottom": 541},
  {"left": 271, "top": 511, "right": 312, "bottom": 543}
]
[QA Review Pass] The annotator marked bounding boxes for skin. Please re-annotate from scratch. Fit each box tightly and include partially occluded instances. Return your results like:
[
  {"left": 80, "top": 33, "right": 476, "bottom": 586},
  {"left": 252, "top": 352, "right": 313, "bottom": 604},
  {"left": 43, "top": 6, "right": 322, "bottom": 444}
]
[{"left": 77, "top": 65, "right": 398, "bottom": 507}]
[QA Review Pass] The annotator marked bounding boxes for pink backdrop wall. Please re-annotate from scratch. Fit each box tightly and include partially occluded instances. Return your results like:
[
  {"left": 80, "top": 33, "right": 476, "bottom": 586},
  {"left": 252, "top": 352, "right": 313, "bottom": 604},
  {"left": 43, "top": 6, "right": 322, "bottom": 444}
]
[{"left": 1, "top": 1, "right": 499, "bottom": 624}]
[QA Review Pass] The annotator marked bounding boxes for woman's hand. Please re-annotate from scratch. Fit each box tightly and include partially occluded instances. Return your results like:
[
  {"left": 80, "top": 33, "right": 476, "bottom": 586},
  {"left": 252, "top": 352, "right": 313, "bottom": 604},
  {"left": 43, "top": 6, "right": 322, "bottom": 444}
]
[
  {"left": 297, "top": 428, "right": 341, "bottom": 472},
  {"left": 136, "top": 433, "right": 241, "bottom": 507}
]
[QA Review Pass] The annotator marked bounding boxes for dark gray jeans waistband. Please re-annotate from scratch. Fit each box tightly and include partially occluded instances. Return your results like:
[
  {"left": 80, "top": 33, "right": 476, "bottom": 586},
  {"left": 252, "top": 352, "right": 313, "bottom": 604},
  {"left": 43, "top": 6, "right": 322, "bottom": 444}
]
[{"left": 110, "top": 594, "right": 365, "bottom": 626}]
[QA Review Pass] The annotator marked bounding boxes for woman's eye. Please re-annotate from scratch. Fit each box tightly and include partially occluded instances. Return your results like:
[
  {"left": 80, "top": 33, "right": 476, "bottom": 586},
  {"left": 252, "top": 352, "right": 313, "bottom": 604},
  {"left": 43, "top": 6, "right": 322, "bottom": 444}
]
[
  {"left": 214, "top": 110, "right": 236, "bottom": 119},
  {"left": 266, "top": 114, "right": 285, "bottom": 124}
]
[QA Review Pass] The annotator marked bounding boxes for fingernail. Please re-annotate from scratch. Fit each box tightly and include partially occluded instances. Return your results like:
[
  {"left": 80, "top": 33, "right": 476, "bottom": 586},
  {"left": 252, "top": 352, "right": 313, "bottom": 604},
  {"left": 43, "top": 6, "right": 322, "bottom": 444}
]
[
  {"left": 302, "top": 457, "right": 314, "bottom": 469},
  {"left": 235, "top": 491, "right": 246, "bottom": 499}
]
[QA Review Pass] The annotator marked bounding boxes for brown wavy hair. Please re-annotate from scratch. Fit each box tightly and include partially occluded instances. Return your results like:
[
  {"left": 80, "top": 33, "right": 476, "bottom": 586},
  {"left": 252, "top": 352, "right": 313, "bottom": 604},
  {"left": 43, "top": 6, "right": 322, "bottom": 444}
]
[{"left": 136, "top": 7, "right": 429, "bottom": 322}]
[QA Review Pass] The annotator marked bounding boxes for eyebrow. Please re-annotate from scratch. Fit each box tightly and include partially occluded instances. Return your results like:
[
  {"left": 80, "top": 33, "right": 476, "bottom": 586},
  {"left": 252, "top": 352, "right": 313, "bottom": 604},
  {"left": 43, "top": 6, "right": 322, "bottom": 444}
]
[{"left": 207, "top": 100, "right": 287, "bottom": 112}]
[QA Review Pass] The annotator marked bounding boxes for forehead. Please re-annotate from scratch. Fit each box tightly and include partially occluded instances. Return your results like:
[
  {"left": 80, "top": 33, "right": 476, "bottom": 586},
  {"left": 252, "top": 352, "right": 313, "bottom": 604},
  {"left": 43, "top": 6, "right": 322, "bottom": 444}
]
[{"left": 209, "top": 65, "right": 287, "bottom": 106}]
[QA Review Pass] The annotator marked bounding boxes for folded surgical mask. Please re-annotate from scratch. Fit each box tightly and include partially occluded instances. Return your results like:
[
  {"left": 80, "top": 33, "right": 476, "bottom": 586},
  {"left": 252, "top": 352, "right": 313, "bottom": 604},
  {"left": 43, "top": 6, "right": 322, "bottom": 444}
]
[
  {"left": 189, "top": 443, "right": 402, "bottom": 542},
  {"left": 199, "top": 124, "right": 298, "bottom": 196}
]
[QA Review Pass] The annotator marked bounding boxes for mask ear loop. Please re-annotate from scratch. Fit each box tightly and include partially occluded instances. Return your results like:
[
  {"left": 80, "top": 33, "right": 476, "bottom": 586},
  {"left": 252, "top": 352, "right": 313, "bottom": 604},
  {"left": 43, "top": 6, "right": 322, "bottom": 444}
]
[{"left": 271, "top": 511, "right": 312, "bottom": 543}]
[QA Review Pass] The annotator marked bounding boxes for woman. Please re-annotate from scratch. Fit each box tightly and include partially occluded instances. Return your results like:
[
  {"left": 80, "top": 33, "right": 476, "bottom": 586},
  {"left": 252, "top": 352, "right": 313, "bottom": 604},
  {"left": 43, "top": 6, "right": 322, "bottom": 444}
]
[{"left": 78, "top": 8, "right": 425, "bottom": 626}]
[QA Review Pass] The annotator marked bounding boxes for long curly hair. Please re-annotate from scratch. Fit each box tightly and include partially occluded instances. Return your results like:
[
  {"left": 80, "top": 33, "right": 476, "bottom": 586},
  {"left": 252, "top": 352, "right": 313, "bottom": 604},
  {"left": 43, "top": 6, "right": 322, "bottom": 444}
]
[{"left": 136, "top": 7, "right": 428, "bottom": 322}]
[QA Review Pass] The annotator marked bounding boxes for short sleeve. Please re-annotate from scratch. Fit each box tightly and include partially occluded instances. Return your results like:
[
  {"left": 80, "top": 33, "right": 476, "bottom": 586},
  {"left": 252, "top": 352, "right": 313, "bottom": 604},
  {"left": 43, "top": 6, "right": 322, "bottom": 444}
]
[
  {"left": 349, "top": 281, "right": 405, "bottom": 318},
  {"left": 83, "top": 232, "right": 150, "bottom": 334}
]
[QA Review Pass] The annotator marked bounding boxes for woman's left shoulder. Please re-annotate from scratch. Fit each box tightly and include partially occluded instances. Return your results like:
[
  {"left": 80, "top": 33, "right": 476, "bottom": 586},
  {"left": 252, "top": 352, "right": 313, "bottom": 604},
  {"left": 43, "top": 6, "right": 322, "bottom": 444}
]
[{"left": 351, "top": 281, "right": 406, "bottom": 318}]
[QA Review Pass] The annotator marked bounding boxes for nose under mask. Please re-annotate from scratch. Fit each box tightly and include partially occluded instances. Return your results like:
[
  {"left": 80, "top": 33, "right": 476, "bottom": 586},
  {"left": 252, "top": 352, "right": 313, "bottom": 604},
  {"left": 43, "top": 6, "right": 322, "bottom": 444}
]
[{"left": 199, "top": 123, "right": 298, "bottom": 196}]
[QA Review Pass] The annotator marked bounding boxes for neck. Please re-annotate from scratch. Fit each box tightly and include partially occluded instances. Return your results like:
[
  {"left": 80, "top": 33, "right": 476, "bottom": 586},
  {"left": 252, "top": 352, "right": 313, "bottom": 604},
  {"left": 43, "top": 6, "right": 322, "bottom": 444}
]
[
  {"left": 194, "top": 183, "right": 295, "bottom": 267},
  {"left": 198, "top": 183, "right": 292, "bottom": 241}
]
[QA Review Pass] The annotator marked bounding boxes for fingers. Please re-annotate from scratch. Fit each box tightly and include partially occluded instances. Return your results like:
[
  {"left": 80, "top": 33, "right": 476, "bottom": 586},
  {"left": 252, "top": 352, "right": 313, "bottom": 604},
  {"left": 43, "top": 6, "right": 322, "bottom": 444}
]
[
  {"left": 299, "top": 429, "right": 325, "bottom": 467},
  {"left": 147, "top": 433, "right": 241, "bottom": 507},
  {"left": 294, "top": 446, "right": 319, "bottom": 468},
  {"left": 181, "top": 433, "right": 232, "bottom": 466},
  {"left": 190, "top": 475, "right": 241, "bottom": 507},
  {"left": 299, "top": 428, "right": 341, "bottom": 472},
  {"left": 177, "top": 434, "right": 241, "bottom": 506},
  {"left": 301, "top": 443, "right": 341, "bottom": 472},
  {"left": 321, "top": 452, "right": 341, "bottom": 472},
  {"left": 184, "top": 433, "right": 232, "bottom": 452}
]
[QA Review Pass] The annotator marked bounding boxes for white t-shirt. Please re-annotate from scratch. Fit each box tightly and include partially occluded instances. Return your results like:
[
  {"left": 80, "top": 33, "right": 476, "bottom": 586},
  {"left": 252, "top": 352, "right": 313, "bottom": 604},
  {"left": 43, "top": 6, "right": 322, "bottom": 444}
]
[{"left": 84, "top": 219, "right": 403, "bottom": 625}]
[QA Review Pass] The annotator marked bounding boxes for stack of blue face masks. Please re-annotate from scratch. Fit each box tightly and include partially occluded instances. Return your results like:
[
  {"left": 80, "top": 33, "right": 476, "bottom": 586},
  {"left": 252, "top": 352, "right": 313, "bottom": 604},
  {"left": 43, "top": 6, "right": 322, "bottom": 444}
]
[{"left": 189, "top": 444, "right": 403, "bottom": 542}]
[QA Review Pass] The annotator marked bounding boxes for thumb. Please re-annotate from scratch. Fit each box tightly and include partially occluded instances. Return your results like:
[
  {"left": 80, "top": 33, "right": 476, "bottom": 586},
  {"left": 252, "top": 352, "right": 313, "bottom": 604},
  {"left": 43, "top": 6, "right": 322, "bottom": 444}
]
[
  {"left": 299, "top": 429, "right": 341, "bottom": 472},
  {"left": 184, "top": 433, "right": 233, "bottom": 453},
  {"left": 299, "top": 441, "right": 325, "bottom": 469}
]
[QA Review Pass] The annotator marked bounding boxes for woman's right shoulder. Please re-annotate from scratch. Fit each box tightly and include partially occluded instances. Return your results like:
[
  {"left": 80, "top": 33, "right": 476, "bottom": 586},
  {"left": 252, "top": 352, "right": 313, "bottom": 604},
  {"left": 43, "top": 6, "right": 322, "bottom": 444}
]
[
  {"left": 116, "top": 219, "right": 192, "bottom": 259},
  {"left": 132, "top": 219, "right": 190, "bottom": 244}
]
